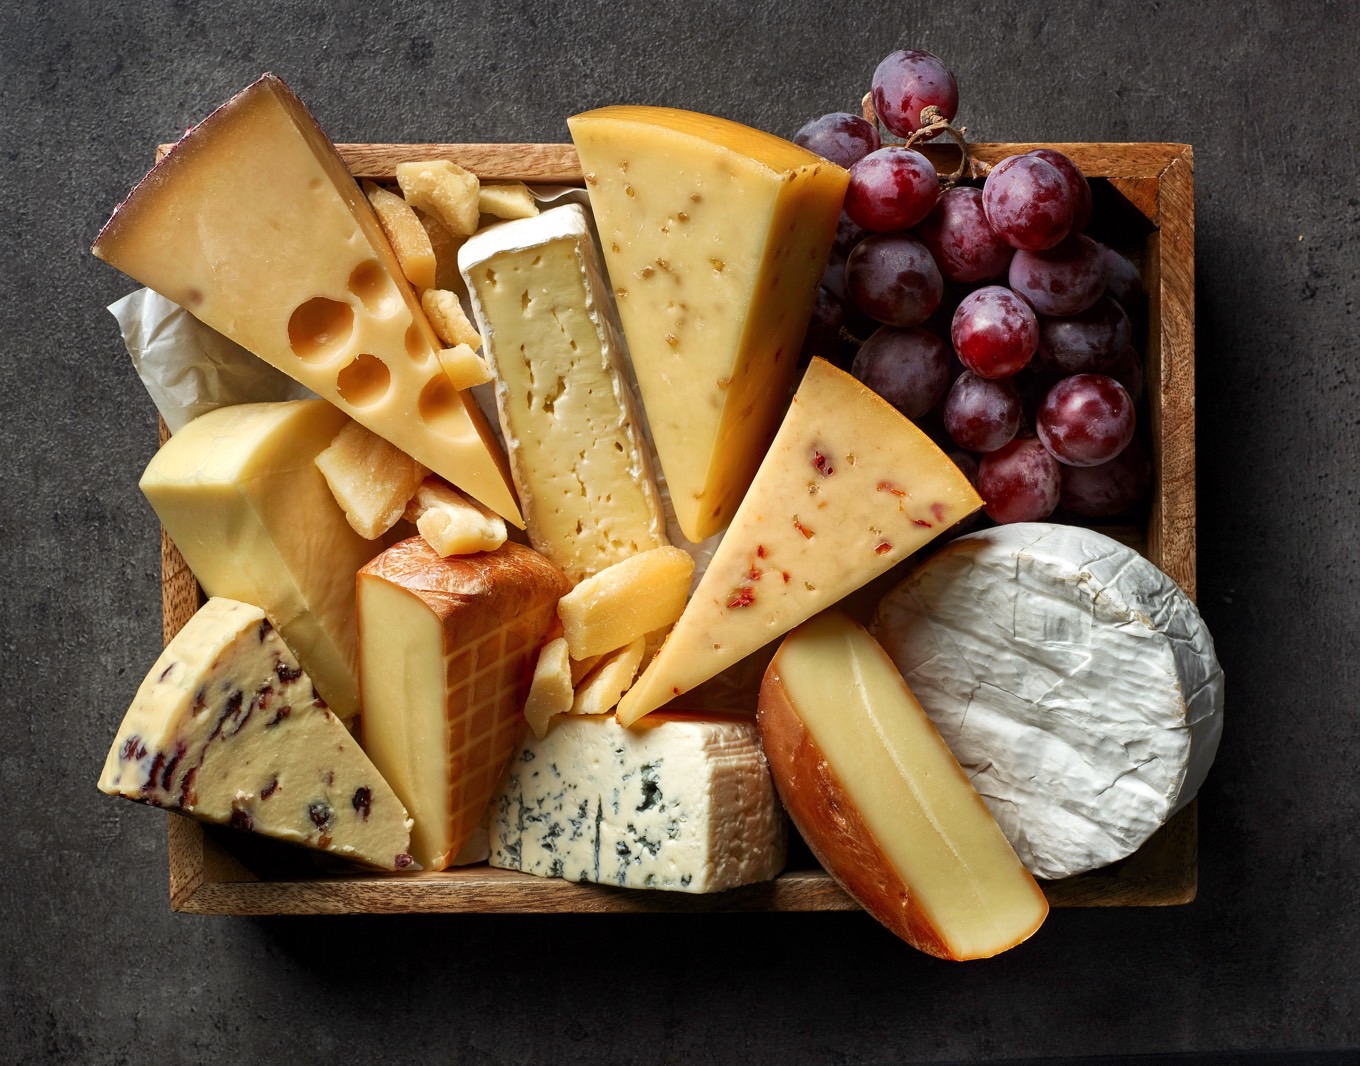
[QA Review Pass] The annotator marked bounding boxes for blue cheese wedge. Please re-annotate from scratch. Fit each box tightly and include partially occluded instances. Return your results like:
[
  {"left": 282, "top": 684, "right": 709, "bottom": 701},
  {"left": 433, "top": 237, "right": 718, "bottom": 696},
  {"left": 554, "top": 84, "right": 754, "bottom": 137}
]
[
  {"left": 458, "top": 204, "right": 667, "bottom": 583},
  {"left": 490, "top": 712, "right": 786, "bottom": 892},
  {"left": 99, "top": 597, "right": 415, "bottom": 871}
]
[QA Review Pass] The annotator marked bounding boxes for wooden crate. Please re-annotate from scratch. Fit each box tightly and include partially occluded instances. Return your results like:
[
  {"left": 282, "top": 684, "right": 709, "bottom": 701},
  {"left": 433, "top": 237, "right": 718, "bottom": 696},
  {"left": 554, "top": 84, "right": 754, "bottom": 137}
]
[{"left": 156, "top": 140, "right": 1197, "bottom": 915}]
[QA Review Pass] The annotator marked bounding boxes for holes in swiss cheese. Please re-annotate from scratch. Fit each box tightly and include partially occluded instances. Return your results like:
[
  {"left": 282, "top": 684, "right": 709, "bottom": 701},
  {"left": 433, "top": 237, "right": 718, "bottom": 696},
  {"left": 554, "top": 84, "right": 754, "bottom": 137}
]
[
  {"left": 418, "top": 374, "right": 470, "bottom": 440},
  {"left": 348, "top": 259, "right": 401, "bottom": 318},
  {"left": 336, "top": 354, "right": 391, "bottom": 408},
  {"left": 288, "top": 298, "right": 354, "bottom": 363}
]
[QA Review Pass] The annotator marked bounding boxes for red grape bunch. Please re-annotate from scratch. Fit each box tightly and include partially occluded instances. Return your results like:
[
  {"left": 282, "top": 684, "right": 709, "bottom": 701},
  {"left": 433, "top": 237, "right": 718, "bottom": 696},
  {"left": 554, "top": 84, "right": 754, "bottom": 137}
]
[{"left": 794, "top": 48, "right": 1151, "bottom": 527}]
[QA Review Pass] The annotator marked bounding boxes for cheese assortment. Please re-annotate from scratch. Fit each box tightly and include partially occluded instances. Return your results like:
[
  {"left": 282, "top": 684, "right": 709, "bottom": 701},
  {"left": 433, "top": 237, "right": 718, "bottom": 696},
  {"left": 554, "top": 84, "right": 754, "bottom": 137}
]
[
  {"left": 92, "top": 72, "right": 1222, "bottom": 953},
  {"left": 489, "top": 712, "right": 786, "bottom": 893},
  {"left": 99, "top": 598, "right": 414, "bottom": 871},
  {"left": 872, "top": 523, "right": 1224, "bottom": 880},
  {"left": 458, "top": 203, "right": 667, "bottom": 583}
]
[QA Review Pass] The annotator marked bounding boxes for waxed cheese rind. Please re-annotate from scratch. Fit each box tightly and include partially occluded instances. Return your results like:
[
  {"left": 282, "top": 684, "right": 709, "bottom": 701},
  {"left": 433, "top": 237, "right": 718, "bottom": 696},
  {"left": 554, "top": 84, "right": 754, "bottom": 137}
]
[
  {"left": 872, "top": 522, "right": 1225, "bottom": 880},
  {"left": 489, "top": 713, "right": 787, "bottom": 892}
]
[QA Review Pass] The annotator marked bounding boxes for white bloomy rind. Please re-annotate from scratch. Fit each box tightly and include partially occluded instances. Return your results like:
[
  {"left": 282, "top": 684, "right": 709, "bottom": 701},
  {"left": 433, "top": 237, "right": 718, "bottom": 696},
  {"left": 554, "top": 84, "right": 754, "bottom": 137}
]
[{"left": 872, "top": 522, "right": 1224, "bottom": 880}]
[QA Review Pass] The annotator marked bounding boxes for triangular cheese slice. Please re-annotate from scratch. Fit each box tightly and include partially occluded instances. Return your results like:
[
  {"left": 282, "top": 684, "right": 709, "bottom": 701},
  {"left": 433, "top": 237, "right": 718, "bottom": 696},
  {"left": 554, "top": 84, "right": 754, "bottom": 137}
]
[
  {"left": 617, "top": 358, "right": 982, "bottom": 726},
  {"left": 99, "top": 598, "right": 415, "bottom": 871},
  {"left": 92, "top": 74, "right": 520, "bottom": 526},
  {"left": 569, "top": 106, "right": 848, "bottom": 542}
]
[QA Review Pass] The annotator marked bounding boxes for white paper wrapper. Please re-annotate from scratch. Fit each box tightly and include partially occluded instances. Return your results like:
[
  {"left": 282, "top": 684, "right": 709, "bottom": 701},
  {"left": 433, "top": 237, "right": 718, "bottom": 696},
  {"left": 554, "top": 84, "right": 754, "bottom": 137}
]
[{"left": 110, "top": 288, "right": 315, "bottom": 434}]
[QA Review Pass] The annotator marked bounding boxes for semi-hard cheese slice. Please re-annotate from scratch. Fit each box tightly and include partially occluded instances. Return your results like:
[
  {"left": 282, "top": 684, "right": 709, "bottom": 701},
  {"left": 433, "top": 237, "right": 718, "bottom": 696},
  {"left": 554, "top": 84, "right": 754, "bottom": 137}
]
[
  {"left": 92, "top": 74, "right": 520, "bottom": 525},
  {"left": 872, "top": 522, "right": 1225, "bottom": 880},
  {"left": 489, "top": 712, "right": 786, "bottom": 892},
  {"left": 759, "top": 612, "right": 1048, "bottom": 959},
  {"left": 357, "top": 538, "right": 569, "bottom": 870},
  {"left": 99, "top": 598, "right": 414, "bottom": 871},
  {"left": 616, "top": 358, "right": 982, "bottom": 725},
  {"left": 459, "top": 204, "right": 667, "bottom": 582},
  {"left": 569, "top": 106, "right": 849, "bottom": 542},
  {"left": 140, "top": 400, "right": 375, "bottom": 718}
]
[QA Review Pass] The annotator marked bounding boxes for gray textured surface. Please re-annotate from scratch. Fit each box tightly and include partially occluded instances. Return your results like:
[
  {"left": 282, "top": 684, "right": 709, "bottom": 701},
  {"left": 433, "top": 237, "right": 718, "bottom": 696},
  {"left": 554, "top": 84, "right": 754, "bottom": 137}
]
[{"left": 2, "top": 0, "right": 1357, "bottom": 1061}]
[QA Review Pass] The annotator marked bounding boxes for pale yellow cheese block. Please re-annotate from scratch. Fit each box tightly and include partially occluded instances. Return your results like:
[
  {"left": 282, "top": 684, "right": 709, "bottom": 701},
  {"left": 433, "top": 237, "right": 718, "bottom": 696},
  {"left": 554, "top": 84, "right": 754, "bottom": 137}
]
[
  {"left": 759, "top": 612, "right": 1048, "bottom": 960},
  {"left": 140, "top": 400, "right": 375, "bottom": 719},
  {"left": 357, "top": 538, "right": 569, "bottom": 870},
  {"left": 617, "top": 359, "right": 982, "bottom": 726},
  {"left": 91, "top": 74, "right": 520, "bottom": 526},
  {"left": 569, "top": 105, "right": 849, "bottom": 541},
  {"left": 459, "top": 204, "right": 668, "bottom": 584},
  {"left": 99, "top": 598, "right": 414, "bottom": 871}
]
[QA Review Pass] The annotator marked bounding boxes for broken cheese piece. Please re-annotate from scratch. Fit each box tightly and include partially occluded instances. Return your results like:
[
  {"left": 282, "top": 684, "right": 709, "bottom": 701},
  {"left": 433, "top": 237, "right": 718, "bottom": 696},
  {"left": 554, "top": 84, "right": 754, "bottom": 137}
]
[
  {"left": 524, "top": 637, "right": 574, "bottom": 738},
  {"left": 557, "top": 546, "right": 695, "bottom": 661},
  {"left": 403, "top": 477, "right": 507, "bottom": 556},
  {"left": 397, "top": 160, "right": 480, "bottom": 237},
  {"left": 478, "top": 181, "right": 539, "bottom": 220},
  {"left": 422, "top": 288, "right": 482, "bottom": 349},
  {"left": 315, "top": 420, "right": 429, "bottom": 540},
  {"left": 570, "top": 638, "right": 645, "bottom": 716},
  {"left": 364, "top": 180, "right": 436, "bottom": 291}
]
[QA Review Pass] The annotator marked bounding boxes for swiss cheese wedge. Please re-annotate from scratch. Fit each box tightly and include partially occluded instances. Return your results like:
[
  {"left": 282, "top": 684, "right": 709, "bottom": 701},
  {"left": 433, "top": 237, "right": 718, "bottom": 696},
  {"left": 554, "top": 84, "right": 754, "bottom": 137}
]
[
  {"left": 92, "top": 74, "right": 520, "bottom": 525},
  {"left": 616, "top": 358, "right": 982, "bottom": 725},
  {"left": 569, "top": 105, "right": 849, "bottom": 541}
]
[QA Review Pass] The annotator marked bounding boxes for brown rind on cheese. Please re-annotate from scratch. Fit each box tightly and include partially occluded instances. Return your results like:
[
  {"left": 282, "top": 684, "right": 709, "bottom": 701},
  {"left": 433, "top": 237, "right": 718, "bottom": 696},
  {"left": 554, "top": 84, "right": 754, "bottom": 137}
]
[
  {"left": 357, "top": 538, "right": 570, "bottom": 870},
  {"left": 757, "top": 612, "right": 1049, "bottom": 960},
  {"left": 757, "top": 671, "right": 955, "bottom": 958}
]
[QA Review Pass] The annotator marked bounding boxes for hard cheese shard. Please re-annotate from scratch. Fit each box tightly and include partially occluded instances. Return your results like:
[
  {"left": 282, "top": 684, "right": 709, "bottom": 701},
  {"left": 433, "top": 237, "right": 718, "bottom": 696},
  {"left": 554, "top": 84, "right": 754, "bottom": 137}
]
[
  {"left": 569, "top": 105, "right": 849, "bottom": 542},
  {"left": 140, "top": 400, "right": 375, "bottom": 719},
  {"left": 617, "top": 358, "right": 982, "bottom": 726},
  {"left": 459, "top": 203, "right": 667, "bottom": 582},
  {"left": 759, "top": 612, "right": 1047, "bottom": 959},
  {"left": 357, "top": 538, "right": 569, "bottom": 870},
  {"left": 91, "top": 73, "right": 520, "bottom": 525},
  {"left": 99, "top": 598, "right": 414, "bottom": 871},
  {"left": 489, "top": 712, "right": 786, "bottom": 892},
  {"left": 872, "top": 522, "right": 1225, "bottom": 880}
]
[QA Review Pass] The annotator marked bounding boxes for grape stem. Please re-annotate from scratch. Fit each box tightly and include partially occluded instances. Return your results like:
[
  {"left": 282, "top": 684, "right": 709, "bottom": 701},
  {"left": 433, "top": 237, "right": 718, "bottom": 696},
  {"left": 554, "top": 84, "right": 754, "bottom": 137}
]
[{"left": 860, "top": 94, "right": 991, "bottom": 185}]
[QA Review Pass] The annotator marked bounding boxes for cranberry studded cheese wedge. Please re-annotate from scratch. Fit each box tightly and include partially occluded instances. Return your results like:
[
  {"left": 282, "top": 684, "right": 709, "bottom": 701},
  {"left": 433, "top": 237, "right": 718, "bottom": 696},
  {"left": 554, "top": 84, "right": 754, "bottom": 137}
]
[
  {"left": 91, "top": 73, "right": 520, "bottom": 525},
  {"left": 357, "top": 538, "right": 570, "bottom": 870},
  {"left": 569, "top": 105, "right": 849, "bottom": 542},
  {"left": 99, "top": 598, "right": 414, "bottom": 871},
  {"left": 140, "top": 400, "right": 374, "bottom": 719},
  {"left": 759, "top": 612, "right": 1048, "bottom": 959},
  {"left": 616, "top": 358, "right": 982, "bottom": 726}
]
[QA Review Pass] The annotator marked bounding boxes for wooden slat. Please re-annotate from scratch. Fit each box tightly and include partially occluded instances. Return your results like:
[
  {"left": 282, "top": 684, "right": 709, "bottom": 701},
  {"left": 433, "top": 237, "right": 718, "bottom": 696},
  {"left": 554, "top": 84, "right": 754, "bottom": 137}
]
[{"left": 155, "top": 139, "right": 1199, "bottom": 916}]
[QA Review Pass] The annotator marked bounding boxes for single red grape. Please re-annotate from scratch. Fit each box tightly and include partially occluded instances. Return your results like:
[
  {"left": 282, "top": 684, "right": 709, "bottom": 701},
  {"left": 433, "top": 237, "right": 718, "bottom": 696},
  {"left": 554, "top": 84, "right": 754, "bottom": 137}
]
[
  {"left": 914, "top": 186, "right": 1013, "bottom": 283},
  {"left": 943, "top": 371, "right": 1022, "bottom": 452},
  {"left": 982, "top": 154, "right": 1075, "bottom": 251},
  {"left": 978, "top": 436, "right": 1061, "bottom": 524},
  {"left": 844, "top": 147, "right": 939, "bottom": 232},
  {"left": 1099, "top": 243, "right": 1146, "bottom": 317},
  {"left": 845, "top": 233, "right": 943, "bottom": 327},
  {"left": 1036, "top": 373, "right": 1135, "bottom": 467},
  {"left": 951, "top": 285, "right": 1038, "bottom": 379},
  {"left": 1009, "top": 233, "right": 1106, "bottom": 316},
  {"left": 800, "top": 286, "right": 848, "bottom": 367},
  {"left": 850, "top": 326, "right": 952, "bottom": 419},
  {"left": 1036, "top": 295, "right": 1132, "bottom": 373},
  {"left": 871, "top": 49, "right": 959, "bottom": 139},
  {"left": 1028, "top": 149, "right": 1092, "bottom": 234},
  {"left": 1058, "top": 433, "right": 1152, "bottom": 517},
  {"left": 793, "top": 112, "right": 882, "bottom": 169}
]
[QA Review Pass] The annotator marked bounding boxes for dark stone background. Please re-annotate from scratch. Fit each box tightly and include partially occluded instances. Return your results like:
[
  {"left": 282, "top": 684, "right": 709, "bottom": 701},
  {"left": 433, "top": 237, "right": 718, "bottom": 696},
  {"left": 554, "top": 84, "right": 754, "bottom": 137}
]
[{"left": 3, "top": 1, "right": 1356, "bottom": 1062}]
